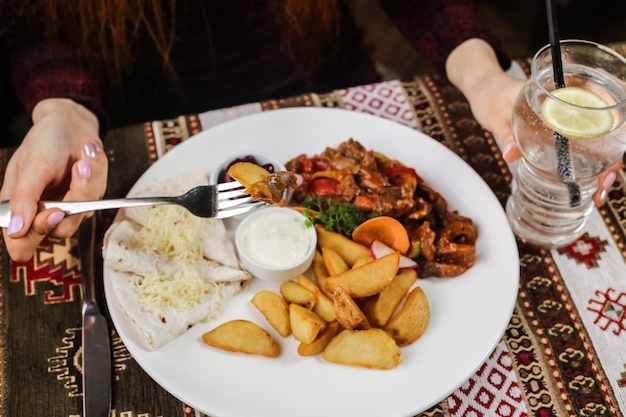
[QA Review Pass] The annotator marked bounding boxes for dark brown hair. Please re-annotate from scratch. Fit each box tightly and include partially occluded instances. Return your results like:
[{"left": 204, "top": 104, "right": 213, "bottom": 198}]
[{"left": 16, "top": 0, "right": 340, "bottom": 85}]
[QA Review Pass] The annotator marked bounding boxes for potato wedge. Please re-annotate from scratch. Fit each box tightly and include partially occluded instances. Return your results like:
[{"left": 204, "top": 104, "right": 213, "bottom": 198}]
[
  {"left": 297, "top": 275, "right": 336, "bottom": 322},
  {"left": 333, "top": 286, "right": 370, "bottom": 330},
  {"left": 322, "top": 252, "right": 399, "bottom": 298},
  {"left": 315, "top": 225, "right": 371, "bottom": 266},
  {"left": 202, "top": 320, "right": 280, "bottom": 358},
  {"left": 362, "top": 269, "right": 417, "bottom": 327},
  {"left": 323, "top": 328, "right": 402, "bottom": 370},
  {"left": 352, "top": 255, "right": 373, "bottom": 268},
  {"left": 227, "top": 161, "right": 270, "bottom": 188},
  {"left": 228, "top": 162, "right": 297, "bottom": 205},
  {"left": 280, "top": 281, "right": 316, "bottom": 310},
  {"left": 290, "top": 303, "right": 327, "bottom": 344},
  {"left": 251, "top": 290, "right": 291, "bottom": 337},
  {"left": 322, "top": 246, "right": 349, "bottom": 276},
  {"left": 312, "top": 251, "right": 333, "bottom": 298},
  {"left": 297, "top": 321, "right": 341, "bottom": 356},
  {"left": 384, "top": 286, "right": 430, "bottom": 346}
]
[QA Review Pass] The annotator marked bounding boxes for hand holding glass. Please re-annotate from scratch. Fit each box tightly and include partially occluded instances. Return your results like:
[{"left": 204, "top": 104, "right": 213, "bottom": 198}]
[{"left": 506, "top": 40, "right": 626, "bottom": 248}]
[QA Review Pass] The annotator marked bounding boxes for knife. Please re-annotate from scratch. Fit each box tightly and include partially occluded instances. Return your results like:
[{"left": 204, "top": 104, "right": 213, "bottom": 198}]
[{"left": 79, "top": 216, "right": 112, "bottom": 417}]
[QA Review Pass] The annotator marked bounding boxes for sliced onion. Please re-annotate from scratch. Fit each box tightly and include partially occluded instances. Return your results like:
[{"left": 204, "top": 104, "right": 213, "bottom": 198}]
[
  {"left": 294, "top": 173, "right": 304, "bottom": 187},
  {"left": 369, "top": 240, "right": 418, "bottom": 270}
]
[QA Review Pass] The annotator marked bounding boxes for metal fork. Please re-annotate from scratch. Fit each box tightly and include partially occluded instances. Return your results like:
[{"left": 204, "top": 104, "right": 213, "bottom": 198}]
[{"left": 0, "top": 181, "right": 264, "bottom": 227}]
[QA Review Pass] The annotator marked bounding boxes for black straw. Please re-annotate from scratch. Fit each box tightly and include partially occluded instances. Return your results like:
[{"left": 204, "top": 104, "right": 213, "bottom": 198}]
[
  {"left": 545, "top": 0, "right": 580, "bottom": 207},
  {"left": 546, "top": 0, "right": 565, "bottom": 89}
]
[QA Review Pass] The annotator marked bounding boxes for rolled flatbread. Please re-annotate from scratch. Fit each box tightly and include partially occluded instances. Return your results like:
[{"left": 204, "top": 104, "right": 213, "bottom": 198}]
[
  {"left": 109, "top": 269, "right": 245, "bottom": 350},
  {"left": 103, "top": 168, "right": 251, "bottom": 350},
  {"left": 103, "top": 219, "right": 247, "bottom": 281}
]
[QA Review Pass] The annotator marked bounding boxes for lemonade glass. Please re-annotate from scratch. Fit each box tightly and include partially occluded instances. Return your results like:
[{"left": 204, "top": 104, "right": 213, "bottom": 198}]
[{"left": 506, "top": 40, "right": 626, "bottom": 248}]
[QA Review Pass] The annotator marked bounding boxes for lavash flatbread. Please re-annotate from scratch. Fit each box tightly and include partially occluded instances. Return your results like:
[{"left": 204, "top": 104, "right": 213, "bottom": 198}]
[
  {"left": 103, "top": 168, "right": 251, "bottom": 350},
  {"left": 108, "top": 269, "right": 245, "bottom": 350}
]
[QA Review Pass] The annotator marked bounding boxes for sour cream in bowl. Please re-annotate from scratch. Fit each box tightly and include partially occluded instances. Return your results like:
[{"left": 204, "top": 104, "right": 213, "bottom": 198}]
[{"left": 235, "top": 206, "right": 316, "bottom": 281}]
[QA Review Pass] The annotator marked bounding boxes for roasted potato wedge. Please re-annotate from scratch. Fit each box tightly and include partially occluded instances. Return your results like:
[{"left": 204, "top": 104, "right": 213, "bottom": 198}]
[
  {"left": 297, "top": 321, "right": 341, "bottom": 356},
  {"left": 202, "top": 320, "right": 280, "bottom": 358},
  {"left": 333, "top": 286, "right": 370, "bottom": 330},
  {"left": 322, "top": 246, "right": 349, "bottom": 276},
  {"left": 322, "top": 252, "right": 399, "bottom": 298},
  {"left": 352, "top": 256, "right": 373, "bottom": 268},
  {"left": 315, "top": 225, "right": 371, "bottom": 266},
  {"left": 280, "top": 281, "right": 316, "bottom": 310},
  {"left": 289, "top": 303, "right": 327, "bottom": 344},
  {"left": 297, "top": 275, "right": 336, "bottom": 322},
  {"left": 384, "top": 286, "right": 430, "bottom": 346},
  {"left": 312, "top": 251, "right": 333, "bottom": 298},
  {"left": 227, "top": 162, "right": 270, "bottom": 188},
  {"left": 362, "top": 269, "right": 417, "bottom": 327},
  {"left": 251, "top": 290, "right": 291, "bottom": 337},
  {"left": 323, "top": 328, "right": 402, "bottom": 370}
]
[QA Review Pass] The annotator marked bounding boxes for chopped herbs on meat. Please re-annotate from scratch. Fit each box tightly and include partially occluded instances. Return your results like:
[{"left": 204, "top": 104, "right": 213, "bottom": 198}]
[{"left": 302, "top": 195, "right": 379, "bottom": 237}]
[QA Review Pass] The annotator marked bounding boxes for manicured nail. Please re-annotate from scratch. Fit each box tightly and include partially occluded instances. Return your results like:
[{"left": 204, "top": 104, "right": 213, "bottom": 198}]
[
  {"left": 602, "top": 171, "right": 616, "bottom": 190},
  {"left": 502, "top": 142, "right": 515, "bottom": 161},
  {"left": 47, "top": 211, "right": 65, "bottom": 226},
  {"left": 84, "top": 141, "right": 102, "bottom": 159},
  {"left": 7, "top": 215, "right": 24, "bottom": 235},
  {"left": 598, "top": 188, "right": 608, "bottom": 206},
  {"left": 78, "top": 159, "right": 91, "bottom": 178}
]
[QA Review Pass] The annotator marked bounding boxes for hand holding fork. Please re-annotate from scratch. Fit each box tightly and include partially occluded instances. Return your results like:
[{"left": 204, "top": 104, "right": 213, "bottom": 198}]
[{"left": 0, "top": 181, "right": 263, "bottom": 227}]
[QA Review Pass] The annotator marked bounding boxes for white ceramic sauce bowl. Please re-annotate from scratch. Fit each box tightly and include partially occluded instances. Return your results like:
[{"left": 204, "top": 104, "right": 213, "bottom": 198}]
[{"left": 235, "top": 206, "right": 317, "bottom": 281}]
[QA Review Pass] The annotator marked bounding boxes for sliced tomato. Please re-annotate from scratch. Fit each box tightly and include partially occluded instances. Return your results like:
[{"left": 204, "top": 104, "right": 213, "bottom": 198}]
[
  {"left": 310, "top": 177, "right": 340, "bottom": 196},
  {"left": 381, "top": 164, "right": 423, "bottom": 183},
  {"left": 302, "top": 158, "right": 330, "bottom": 174}
]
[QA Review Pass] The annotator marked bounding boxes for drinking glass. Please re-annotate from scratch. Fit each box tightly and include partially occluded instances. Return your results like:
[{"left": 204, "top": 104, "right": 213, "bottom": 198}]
[{"left": 506, "top": 40, "right": 626, "bottom": 248}]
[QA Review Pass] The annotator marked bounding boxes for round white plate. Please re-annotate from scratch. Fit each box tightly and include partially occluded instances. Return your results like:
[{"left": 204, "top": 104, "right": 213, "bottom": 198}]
[{"left": 103, "top": 107, "right": 519, "bottom": 417}]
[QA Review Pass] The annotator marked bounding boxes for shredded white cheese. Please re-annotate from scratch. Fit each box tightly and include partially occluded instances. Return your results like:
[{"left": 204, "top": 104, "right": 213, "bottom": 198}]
[
  {"left": 129, "top": 205, "right": 223, "bottom": 314},
  {"left": 135, "top": 205, "right": 205, "bottom": 260},
  {"left": 138, "top": 267, "right": 221, "bottom": 315}
]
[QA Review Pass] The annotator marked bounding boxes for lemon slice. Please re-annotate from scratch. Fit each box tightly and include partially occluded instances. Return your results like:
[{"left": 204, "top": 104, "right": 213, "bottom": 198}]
[{"left": 541, "top": 86, "right": 614, "bottom": 138}]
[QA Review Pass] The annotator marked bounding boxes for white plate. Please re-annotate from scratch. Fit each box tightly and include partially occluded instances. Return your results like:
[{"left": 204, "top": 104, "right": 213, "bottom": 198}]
[{"left": 104, "top": 107, "right": 519, "bottom": 417}]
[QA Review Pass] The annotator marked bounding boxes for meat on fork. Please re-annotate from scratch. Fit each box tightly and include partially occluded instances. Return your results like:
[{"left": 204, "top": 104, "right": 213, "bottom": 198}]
[{"left": 247, "top": 171, "right": 297, "bottom": 205}]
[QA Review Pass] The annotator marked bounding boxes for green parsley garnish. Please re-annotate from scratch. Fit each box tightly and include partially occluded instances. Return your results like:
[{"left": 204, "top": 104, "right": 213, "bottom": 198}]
[{"left": 301, "top": 195, "right": 379, "bottom": 238}]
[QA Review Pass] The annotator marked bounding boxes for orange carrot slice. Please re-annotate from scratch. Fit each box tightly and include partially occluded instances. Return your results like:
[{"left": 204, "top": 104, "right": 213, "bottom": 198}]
[
  {"left": 291, "top": 207, "right": 318, "bottom": 216},
  {"left": 351, "top": 216, "right": 410, "bottom": 254}
]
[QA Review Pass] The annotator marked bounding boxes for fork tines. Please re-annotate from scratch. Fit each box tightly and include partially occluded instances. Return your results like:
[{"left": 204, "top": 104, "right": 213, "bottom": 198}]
[
  {"left": 217, "top": 181, "right": 247, "bottom": 200},
  {"left": 216, "top": 181, "right": 265, "bottom": 217},
  {"left": 216, "top": 180, "right": 245, "bottom": 191}
]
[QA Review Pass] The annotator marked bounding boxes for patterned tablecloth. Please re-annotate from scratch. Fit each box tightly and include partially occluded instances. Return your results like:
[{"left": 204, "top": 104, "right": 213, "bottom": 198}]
[{"left": 1, "top": 50, "right": 625, "bottom": 417}]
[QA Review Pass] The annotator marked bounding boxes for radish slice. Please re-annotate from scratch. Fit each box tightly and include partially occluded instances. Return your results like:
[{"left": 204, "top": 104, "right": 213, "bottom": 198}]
[
  {"left": 294, "top": 173, "right": 304, "bottom": 187},
  {"left": 369, "top": 240, "right": 418, "bottom": 269}
]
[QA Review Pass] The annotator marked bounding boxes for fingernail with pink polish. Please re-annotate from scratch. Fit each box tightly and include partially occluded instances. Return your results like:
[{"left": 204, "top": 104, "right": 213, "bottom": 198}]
[
  {"left": 7, "top": 215, "right": 24, "bottom": 235},
  {"left": 598, "top": 189, "right": 608, "bottom": 205},
  {"left": 78, "top": 159, "right": 91, "bottom": 178},
  {"left": 502, "top": 142, "right": 515, "bottom": 160},
  {"left": 47, "top": 211, "right": 65, "bottom": 226},
  {"left": 84, "top": 141, "right": 103, "bottom": 159},
  {"left": 603, "top": 171, "right": 617, "bottom": 190}
]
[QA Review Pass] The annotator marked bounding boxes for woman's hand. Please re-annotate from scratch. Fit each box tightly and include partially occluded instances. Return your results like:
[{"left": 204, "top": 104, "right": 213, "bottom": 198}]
[
  {"left": 446, "top": 39, "right": 618, "bottom": 206},
  {"left": 446, "top": 39, "right": 524, "bottom": 155},
  {"left": 0, "top": 98, "right": 108, "bottom": 261}
]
